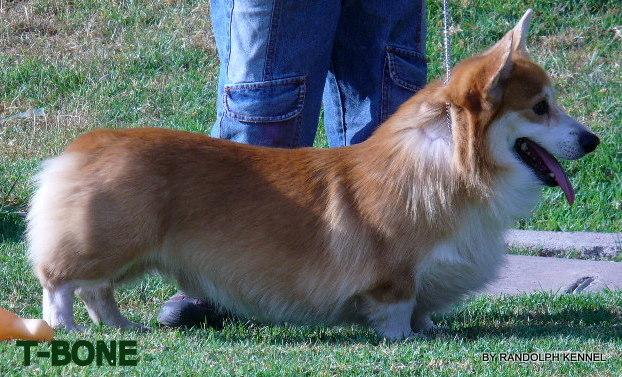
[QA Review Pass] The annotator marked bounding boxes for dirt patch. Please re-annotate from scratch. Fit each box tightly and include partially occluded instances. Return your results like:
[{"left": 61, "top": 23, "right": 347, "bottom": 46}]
[
  {"left": 0, "top": 103, "right": 94, "bottom": 160},
  {"left": 539, "top": 28, "right": 587, "bottom": 50},
  {"left": 0, "top": 1, "right": 215, "bottom": 65},
  {"left": 1, "top": 1, "right": 109, "bottom": 65}
]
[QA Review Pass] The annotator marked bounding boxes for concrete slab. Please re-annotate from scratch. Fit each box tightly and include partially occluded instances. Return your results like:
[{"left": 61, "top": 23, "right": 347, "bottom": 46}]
[
  {"left": 480, "top": 255, "right": 622, "bottom": 295},
  {"left": 505, "top": 229, "right": 622, "bottom": 259}
]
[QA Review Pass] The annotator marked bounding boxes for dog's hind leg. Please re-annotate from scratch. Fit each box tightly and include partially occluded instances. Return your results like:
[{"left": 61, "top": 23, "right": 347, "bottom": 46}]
[
  {"left": 42, "top": 288, "right": 52, "bottom": 325},
  {"left": 77, "top": 284, "right": 150, "bottom": 332},
  {"left": 43, "top": 284, "right": 86, "bottom": 332}
]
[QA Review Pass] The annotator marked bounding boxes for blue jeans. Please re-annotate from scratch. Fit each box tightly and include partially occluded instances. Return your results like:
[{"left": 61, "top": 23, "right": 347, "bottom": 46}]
[{"left": 210, "top": 0, "right": 427, "bottom": 147}]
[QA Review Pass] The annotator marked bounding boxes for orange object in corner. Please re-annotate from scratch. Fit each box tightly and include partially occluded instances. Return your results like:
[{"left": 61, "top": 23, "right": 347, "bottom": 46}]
[{"left": 0, "top": 307, "right": 54, "bottom": 341}]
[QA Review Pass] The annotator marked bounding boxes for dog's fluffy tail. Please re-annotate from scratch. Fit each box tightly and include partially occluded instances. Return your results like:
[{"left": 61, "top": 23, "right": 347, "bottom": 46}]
[{"left": 27, "top": 154, "right": 84, "bottom": 282}]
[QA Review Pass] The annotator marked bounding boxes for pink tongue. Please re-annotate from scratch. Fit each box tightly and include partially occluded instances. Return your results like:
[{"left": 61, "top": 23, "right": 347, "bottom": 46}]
[{"left": 528, "top": 140, "right": 575, "bottom": 205}]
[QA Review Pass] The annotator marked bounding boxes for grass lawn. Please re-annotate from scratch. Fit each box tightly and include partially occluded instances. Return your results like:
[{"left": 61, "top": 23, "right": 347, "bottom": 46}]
[
  {"left": 0, "top": 0, "right": 621, "bottom": 375},
  {"left": 1, "top": 223, "right": 622, "bottom": 376}
]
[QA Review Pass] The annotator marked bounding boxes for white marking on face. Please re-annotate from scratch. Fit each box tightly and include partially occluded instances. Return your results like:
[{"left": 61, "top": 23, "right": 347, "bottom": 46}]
[{"left": 489, "top": 86, "right": 596, "bottom": 165}]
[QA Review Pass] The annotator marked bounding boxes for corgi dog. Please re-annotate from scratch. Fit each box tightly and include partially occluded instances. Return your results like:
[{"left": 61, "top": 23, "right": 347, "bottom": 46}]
[{"left": 27, "top": 10, "right": 599, "bottom": 340}]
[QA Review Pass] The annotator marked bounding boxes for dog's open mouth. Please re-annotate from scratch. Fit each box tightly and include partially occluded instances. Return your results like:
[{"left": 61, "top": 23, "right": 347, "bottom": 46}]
[{"left": 514, "top": 137, "right": 575, "bottom": 204}]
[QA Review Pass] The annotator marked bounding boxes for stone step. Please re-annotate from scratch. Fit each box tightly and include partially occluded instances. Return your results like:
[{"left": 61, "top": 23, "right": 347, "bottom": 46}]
[
  {"left": 505, "top": 229, "right": 622, "bottom": 259},
  {"left": 481, "top": 255, "right": 622, "bottom": 295}
]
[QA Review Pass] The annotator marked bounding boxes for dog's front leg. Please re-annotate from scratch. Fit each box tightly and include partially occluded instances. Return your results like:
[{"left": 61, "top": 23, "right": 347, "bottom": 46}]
[
  {"left": 412, "top": 303, "right": 454, "bottom": 336},
  {"left": 365, "top": 298, "right": 417, "bottom": 341},
  {"left": 411, "top": 309, "right": 436, "bottom": 333}
]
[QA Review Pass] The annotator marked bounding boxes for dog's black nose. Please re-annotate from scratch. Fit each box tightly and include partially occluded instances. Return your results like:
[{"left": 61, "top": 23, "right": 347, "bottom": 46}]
[{"left": 579, "top": 132, "right": 600, "bottom": 153}]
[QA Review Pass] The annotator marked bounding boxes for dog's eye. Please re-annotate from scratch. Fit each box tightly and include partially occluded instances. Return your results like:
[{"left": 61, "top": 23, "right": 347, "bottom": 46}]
[{"left": 532, "top": 100, "right": 548, "bottom": 115}]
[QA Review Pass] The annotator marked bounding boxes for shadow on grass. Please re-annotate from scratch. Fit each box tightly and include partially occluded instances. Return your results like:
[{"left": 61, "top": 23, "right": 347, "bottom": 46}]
[
  {"left": 453, "top": 322, "right": 621, "bottom": 341},
  {"left": 155, "top": 304, "right": 621, "bottom": 345},
  {"left": 0, "top": 211, "right": 26, "bottom": 242},
  {"left": 164, "top": 320, "right": 382, "bottom": 345},
  {"left": 441, "top": 306, "right": 622, "bottom": 341}
]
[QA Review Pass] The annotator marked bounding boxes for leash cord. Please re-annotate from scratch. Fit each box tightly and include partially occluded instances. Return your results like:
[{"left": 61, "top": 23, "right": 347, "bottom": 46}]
[
  {"left": 442, "top": 0, "right": 452, "bottom": 84},
  {"left": 442, "top": 0, "right": 453, "bottom": 131}
]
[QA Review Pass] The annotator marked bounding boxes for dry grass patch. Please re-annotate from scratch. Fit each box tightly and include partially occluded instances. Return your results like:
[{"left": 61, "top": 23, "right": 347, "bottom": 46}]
[{"left": 0, "top": 0, "right": 215, "bottom": 65}]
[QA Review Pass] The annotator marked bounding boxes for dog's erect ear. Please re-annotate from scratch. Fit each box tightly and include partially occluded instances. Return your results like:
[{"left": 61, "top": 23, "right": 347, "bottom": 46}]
[
  {"left": 483, "top": 9, "right": 532, "bottom": 102},
  {"left": 483, "top": 9, "right": 533, "bottom": 58},
  {"left": 511, "top": 9, "right": 533, "bottom": 56},
  {"left": 484, "top": 33, "right": 513, "bottom": 103}
]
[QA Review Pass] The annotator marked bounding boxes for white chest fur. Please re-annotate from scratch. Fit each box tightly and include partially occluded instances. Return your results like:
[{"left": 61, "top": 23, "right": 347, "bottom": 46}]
[{"left": 414, "top": 170, "right": 542, "bottom": 314}]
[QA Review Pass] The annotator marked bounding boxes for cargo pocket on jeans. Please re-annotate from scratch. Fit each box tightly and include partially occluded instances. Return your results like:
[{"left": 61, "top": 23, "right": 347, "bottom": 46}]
[
  {"left": 222, "top": 76, "right": 306, "bottom": 147},
  {"left": 382, "top": 46, "right": 428, "bottom": 122}
]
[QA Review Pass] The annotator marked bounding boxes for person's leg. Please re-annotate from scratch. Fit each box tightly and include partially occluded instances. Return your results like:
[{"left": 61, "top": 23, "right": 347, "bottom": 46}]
[
  {"left": 322, "top": 0, "right": 428, "bottom": 146},
  {"left": 210, "top": 0, "right": 341, "bottom": 147},
  {"left": 159, "top": 0, "right": 342, "bottom": 328}
]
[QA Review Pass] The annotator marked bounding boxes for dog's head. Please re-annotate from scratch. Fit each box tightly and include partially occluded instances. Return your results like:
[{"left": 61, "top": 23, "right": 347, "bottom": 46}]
[{"left": 445, "top": 9, "right": 599, "bottom": 204}]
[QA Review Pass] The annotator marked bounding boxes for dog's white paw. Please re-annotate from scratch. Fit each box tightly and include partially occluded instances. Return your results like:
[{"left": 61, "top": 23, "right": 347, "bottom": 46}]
[
  {"left": 412, "top": 314, "right": 436, "bottom": 333},
  {"left": 56, "top": 323, "right": 88, "bottom": 333},
  {"left": 128, "top": 323, "right": 152, "bottom": 333},
  {"left": 378, "top": 326, "right": 424, "bottom": 341},
  {"left": 116, "top": 321, "right": 151, "bottom": 333}
]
